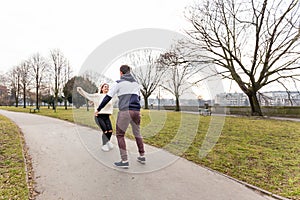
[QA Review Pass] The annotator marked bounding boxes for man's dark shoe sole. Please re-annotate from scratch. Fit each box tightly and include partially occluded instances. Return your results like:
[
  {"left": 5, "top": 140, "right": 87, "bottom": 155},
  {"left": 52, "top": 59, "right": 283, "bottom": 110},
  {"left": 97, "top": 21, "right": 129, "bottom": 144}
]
[
  {"left": 137, "top": 157, "right": 146, "bottom": 164},
  {"left": 114, "top": 161, "right": 129, "bottom": 169}
]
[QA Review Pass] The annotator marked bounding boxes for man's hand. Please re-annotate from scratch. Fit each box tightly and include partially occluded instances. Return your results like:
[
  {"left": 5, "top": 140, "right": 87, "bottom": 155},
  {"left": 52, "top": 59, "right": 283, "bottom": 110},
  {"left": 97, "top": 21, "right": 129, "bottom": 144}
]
[{"left": 94, "top": 111, "right": 98, "bottom": 116}]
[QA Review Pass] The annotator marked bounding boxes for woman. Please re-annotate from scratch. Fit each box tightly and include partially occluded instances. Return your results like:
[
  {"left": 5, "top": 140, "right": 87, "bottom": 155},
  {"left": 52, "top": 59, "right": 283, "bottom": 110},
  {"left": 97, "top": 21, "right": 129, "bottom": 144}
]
[{"left": 77, "top": 83, "right": 114, "bottom": 152}]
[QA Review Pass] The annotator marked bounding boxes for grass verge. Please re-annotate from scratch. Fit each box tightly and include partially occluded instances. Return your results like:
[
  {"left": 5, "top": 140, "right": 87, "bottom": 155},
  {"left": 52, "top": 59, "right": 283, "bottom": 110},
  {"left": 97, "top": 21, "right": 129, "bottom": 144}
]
[{"left": 0, "top": 114, "right": 35, "bottom": 200}]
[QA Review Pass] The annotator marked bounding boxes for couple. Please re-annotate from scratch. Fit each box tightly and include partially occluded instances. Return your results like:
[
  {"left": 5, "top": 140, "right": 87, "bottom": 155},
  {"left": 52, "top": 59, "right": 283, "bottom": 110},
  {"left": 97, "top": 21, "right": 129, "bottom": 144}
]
[
  {"left": 77, "top": 83, "right": 114, "bottom": 152},
  {"left": 77, "top": 65, "right": 145, "bottom": 169}
]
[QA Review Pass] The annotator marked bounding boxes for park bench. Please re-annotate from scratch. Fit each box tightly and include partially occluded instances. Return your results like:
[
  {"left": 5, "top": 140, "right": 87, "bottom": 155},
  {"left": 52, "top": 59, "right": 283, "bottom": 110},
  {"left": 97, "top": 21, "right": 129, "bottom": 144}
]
[
  {"left": 198, "top": 104, "right": 212, "bottom": 116},
  {"left": 198, "top": 103, "right": 212, "bottom": 116},
  {"left": 29, "top": 108, "right": 40, "bottom": 113},
  {"left": 198, "top": 108, "right": 211, "bottom": 116}
]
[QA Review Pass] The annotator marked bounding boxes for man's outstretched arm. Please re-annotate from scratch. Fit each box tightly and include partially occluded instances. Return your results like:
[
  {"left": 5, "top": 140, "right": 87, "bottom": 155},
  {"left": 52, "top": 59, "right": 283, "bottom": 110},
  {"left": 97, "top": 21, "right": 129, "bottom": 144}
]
[{"left": 95, "top": 95, "right": 112, "bottom": 114}]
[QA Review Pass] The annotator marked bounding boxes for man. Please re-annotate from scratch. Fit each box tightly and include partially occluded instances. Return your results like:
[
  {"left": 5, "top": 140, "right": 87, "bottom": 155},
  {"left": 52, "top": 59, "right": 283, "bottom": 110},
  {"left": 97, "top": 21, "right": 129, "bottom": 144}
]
[{"left": 95, "top": 65, "right": 145, "bottom": 168}]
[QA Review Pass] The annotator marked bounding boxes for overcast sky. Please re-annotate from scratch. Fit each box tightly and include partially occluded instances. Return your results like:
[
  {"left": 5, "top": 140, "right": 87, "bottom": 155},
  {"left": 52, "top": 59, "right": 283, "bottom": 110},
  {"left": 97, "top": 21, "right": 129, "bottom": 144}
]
[
  {"left": 2, "top": 0, "right": 292, "bottom": 95},
  {"left": 0, "top": 0, "right": 190, "bottom": 75}
]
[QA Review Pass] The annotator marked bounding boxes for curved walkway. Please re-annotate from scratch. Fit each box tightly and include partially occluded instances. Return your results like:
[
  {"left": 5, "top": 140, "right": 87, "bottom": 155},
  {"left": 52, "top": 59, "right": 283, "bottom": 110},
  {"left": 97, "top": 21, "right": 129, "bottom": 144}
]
[{"left": 0, "top": 110, "right": 282, "bottom": 200}]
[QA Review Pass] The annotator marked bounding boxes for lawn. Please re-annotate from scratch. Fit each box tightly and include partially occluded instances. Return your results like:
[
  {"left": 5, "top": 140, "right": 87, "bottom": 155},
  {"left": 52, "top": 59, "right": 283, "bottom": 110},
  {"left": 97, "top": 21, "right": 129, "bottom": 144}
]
[
  {"left": 0, "top": 115, "right": 30, "bottom": 200},
  {"left": 1, "top": 106, "right": 300, "bottom": 199}
]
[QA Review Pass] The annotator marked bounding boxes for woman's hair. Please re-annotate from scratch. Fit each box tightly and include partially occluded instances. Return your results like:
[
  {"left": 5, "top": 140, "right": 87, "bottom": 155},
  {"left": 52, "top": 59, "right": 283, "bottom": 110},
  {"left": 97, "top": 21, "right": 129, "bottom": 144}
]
[{"left": 99, "top": 83, "right": 109, "bottom": 94}]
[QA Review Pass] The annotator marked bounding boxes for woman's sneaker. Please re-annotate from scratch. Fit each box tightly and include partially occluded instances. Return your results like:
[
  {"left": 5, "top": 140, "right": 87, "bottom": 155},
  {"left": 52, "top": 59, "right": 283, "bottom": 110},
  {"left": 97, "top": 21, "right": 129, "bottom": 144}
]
[
  {"left": 107, "top": 141, "right": 114, "bottom": 150},
  {"left": 114, "top": 160, "right": 129, "bottom": 169},
  {"left": 101, "top": 144, "right": 109, "bottom": 152},
  {"left": 137, "top": 156, "right": 146, "bottom": 164}
]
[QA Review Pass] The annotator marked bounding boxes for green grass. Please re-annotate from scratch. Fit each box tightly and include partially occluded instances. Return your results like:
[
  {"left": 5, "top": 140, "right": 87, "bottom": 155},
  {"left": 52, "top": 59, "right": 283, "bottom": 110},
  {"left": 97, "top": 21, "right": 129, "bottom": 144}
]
[
  {"left": 0, "top": 115, "right": 29, "bottom": 200},
  {"left": 194, "top": 117, "right": 300, "bottom": 199},
  {"left": 1, "top": 106, "right": 300, "bottom": 199}
]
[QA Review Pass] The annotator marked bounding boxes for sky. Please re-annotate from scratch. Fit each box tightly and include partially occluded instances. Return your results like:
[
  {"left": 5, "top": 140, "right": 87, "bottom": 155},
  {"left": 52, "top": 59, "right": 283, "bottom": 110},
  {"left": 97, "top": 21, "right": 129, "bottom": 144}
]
[
  {"left": 2, "top": 0, "right": 293, "bottom": 98},
  {"left": 0, "top": 0, "right": 190, "bottom": 75},
  {"left": 0, "top": 0, "right": 231, "bottom": 100}
]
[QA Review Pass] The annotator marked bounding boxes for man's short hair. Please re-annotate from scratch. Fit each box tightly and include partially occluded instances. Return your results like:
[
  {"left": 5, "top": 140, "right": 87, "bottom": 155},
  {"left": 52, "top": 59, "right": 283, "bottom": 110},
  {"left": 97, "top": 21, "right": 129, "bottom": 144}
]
[{"left": 120, "top": 65, "right": 130, "bottom": 74}]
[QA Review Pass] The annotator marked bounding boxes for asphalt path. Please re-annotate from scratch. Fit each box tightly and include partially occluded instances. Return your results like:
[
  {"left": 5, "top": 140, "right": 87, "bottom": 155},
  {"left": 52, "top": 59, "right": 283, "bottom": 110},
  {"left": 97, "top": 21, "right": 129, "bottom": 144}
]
[{"left": 0, "top": 110, "right": 282, "bottom": 200}]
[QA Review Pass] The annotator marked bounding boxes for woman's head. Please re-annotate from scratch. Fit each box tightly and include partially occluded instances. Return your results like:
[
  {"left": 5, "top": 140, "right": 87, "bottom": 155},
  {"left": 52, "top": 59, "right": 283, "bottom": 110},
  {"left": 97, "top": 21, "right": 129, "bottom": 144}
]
[{"left": 99, "top": 83, "right": 109, "bottom": 94}]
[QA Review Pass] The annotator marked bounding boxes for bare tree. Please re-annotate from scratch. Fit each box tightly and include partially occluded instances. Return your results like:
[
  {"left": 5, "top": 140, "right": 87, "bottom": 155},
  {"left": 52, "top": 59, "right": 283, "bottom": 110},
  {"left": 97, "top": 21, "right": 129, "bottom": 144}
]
[
  {"left": 124, "top": 49, "right": 167, "bottom": 109},
  {"left": 49, "top": 49, "right": 67, "bottom": 112},
  {"left": 28, "top": 53, "right": 48, "bottom": 110},
  {"left": 0, "top": 72, "right": 6, "bottom": 86},
  {"left": 82, "top": 70, "right": 113, "bottom": 88},
  {"left": 184, "top": 0, "right": 300, "bottom": 116},
  {"left": 62, "top": 61, "right": 72, "bottom": 109},
  {"left": 158, "top": 47, "right": 201, "bottom": 111},
  {"left": 6, "top": 67, "right": 21, "bottom": 106},
  {"left": 19, "top": 61, "right": 31, "bottom": 108},
  {"left": 13, "top": 67, "right": 21, "bottom": 107},
  {"left": 0, "top": 73, "right": 9, "bottom": 105}
]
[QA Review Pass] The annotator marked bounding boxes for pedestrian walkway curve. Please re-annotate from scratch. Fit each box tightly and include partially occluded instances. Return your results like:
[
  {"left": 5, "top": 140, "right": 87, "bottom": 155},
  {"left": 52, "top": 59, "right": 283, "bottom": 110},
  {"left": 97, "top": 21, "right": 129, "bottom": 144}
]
[{"left": 0, "top": 110, "right": 281, "bottom": 200}]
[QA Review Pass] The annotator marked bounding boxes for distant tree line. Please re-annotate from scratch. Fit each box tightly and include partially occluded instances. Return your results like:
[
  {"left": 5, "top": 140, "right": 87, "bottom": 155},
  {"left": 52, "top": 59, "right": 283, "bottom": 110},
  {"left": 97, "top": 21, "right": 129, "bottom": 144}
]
[{"left": 0, "top": 49, "right": 98, "bottom": 111}]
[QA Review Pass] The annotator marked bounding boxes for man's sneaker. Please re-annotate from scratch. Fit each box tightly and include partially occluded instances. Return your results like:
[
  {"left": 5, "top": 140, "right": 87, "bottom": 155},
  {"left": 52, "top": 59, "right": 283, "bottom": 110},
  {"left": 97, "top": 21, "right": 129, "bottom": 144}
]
[
  {"left": 107, "top": 141, "right": 114, "bottom": 150},
  {"left": 137, "top": 156, "right": 146, "bottom": 164},
  {"left": 101, "top": 144, "right": 109, "bottom": 152},
  {"left": 114, "top": 160, "right": 129, "bottom": 169}
]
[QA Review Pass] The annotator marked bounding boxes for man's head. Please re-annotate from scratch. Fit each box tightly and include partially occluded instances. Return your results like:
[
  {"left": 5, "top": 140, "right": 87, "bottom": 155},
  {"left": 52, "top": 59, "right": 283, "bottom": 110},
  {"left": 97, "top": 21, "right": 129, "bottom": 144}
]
[{"left": 120, "top": 65, "right": 130, "bottom": 76}]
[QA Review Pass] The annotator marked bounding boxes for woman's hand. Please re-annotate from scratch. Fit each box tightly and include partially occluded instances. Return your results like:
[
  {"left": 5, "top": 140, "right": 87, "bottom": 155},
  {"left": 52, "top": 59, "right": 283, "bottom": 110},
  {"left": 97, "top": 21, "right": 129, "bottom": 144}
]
[{"left": 77, "top": 87, "right": 82, "bottom": 92}]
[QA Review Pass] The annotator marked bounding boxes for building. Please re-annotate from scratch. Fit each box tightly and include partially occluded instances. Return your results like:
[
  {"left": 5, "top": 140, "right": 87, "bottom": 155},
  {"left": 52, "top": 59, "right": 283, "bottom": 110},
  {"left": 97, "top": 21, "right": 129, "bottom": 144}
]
[
  {"left": 215, "top": 91, "right": 300, "bottom": 106},
  {"left": 215, "top": 92, "right": 248, "bottom": 106},
  {"left": 260, "top": 91, "right": 300, "bottom": 106}
]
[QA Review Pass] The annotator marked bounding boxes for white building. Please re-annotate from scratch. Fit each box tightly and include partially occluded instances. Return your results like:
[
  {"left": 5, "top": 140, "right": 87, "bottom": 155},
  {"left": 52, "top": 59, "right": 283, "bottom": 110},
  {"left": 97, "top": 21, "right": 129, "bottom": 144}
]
[
  {"left": 215, "top": 92, "right": 248, "bottom": 106},
  {"left": 260, "top": 91, "right": 300, "bottom": 106},
  {"left": 215, "top": 91, "right": 300, "bottom": 106}
]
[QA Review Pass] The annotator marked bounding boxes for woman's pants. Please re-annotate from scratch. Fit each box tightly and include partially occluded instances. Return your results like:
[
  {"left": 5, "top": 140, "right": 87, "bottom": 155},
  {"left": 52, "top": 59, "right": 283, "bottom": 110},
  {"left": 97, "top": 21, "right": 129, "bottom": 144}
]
[{"left": 95, "top": 114, "right": 112, "bottom": 145}]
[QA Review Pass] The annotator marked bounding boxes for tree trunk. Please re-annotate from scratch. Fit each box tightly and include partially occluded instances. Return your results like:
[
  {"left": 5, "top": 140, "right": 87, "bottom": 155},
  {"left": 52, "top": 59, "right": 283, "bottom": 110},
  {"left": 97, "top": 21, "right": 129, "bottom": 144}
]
[
  {"left": 54, "top": 75, "right": 58, "bottom": 112},
  {"left": 15, "top": 93, "right": 18, "bottom": 107},
  {"left": 36, "top": 71, "right": 39, "bottom": 109},
  {"left": 175, "top": 96, "right": 180, "bottom": 111},
  {"left": 36, "top": 86, "right": 39, "bottom": 109},
  {"left": 64, "top": 98, "right": 68, "bottom": 110},
  {"left": 23, "top": 87, "right": 26, "bottom": 108},
  {"left": 86, "top": 99, "right": 89, "bottom": 111},
  {"left": 247, "top": 92, "right": 263, "bottom": 116},
  {"left": 54, "top": 88, "right": 58, "bottom": 112},
  {"left": 143, "top": 94, "right": 149, "bottom": 109}
]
